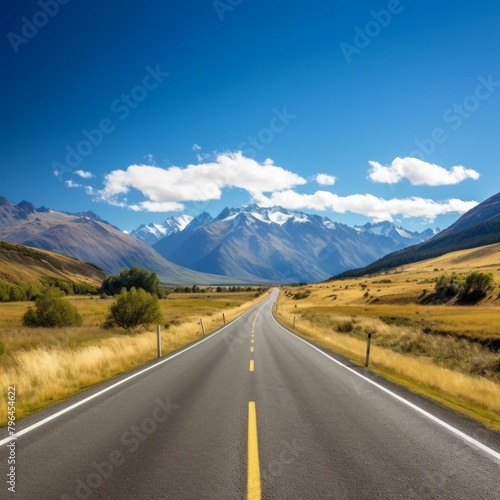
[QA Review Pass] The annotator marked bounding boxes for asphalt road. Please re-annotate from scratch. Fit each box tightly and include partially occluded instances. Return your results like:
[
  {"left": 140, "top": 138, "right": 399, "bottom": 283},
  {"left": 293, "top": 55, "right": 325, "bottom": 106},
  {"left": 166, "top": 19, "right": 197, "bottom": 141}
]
[{"left": 1, "top": 289, "right": 499, "bottom": 499}]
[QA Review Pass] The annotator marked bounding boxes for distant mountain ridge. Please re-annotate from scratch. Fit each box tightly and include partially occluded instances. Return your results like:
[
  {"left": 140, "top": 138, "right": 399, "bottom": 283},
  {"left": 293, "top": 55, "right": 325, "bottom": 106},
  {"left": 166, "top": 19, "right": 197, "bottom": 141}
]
[
  {"left": 333, "top": 192, "right": 500, "bottom": 279},
  {"left": 0, "top": 196, "right": 264, "bottom": 285},
  {"left": 151, "top": 205, "right": 436, "bottom": 282}
]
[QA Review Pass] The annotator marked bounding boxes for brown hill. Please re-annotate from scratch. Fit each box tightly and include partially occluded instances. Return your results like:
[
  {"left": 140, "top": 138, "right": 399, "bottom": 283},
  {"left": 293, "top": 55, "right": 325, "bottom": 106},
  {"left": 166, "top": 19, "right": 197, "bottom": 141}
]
[{"left": 0, "top": 240, "right": 105, "bottom": 287}]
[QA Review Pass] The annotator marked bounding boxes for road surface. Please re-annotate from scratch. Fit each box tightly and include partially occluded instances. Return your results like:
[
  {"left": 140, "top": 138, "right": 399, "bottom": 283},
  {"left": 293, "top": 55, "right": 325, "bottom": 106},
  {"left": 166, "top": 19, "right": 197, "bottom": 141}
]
[{"left": 1, "top": 289, "right": 499, "bottom": 499}]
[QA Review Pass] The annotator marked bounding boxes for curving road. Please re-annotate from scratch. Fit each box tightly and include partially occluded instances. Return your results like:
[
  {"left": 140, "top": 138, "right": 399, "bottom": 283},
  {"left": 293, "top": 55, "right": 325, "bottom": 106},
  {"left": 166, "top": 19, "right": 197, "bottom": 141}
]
[{"left": 1, "top": 289, "right": 499, "bottom": 499}]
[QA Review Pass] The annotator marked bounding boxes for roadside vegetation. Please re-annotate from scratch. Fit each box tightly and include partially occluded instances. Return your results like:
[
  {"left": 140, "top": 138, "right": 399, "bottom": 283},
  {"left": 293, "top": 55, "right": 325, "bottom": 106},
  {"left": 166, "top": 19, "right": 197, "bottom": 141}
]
[
  {"left": 275, "top": 243, "right": 500, "bottom": 429},
  {"left": 0, "top": 287, "right": 270, "bottom": 426}
]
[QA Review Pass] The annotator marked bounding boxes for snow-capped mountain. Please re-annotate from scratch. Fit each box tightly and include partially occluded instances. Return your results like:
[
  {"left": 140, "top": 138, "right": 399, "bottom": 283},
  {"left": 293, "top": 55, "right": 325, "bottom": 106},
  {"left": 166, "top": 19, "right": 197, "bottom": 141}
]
[
  {"left": 130, "top": 215, "right": 193, "bottom": 245},
  {"left": 355, "top": 221, "right": 440, "bottom": 248},
  {"left": 152, "top": 205, "right": 437, "bottom": 282}
]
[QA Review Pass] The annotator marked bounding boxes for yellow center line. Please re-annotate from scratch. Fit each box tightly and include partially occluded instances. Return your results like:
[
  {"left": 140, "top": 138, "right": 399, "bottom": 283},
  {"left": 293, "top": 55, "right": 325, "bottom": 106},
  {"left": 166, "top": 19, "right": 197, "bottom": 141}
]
[
  {"left": 249, "top": 359, "right": 254, "bottom": 371},
  {"left": 250, "top": 346, "right": 254, "bottom": 353},
  {"left": 251, "top": 338, "right": 254, "bottom": 344},
  {"left": 248, "top": 402, "right": 261, "bottom": 500}
]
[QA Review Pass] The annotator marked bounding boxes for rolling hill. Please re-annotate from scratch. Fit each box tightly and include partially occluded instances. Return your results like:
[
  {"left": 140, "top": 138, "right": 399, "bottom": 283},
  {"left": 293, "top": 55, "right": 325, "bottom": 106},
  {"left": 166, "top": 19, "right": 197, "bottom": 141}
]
[{"left": 0, "top": 240, "right": 105, "bottom": 287}]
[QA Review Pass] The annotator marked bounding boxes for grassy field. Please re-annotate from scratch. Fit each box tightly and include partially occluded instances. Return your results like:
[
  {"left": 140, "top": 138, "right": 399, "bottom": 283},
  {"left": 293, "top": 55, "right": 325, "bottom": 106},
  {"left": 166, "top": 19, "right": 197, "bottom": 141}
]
[
  {"left": 0, "top": 289, "right": 270, "bottom": 426},
  {"left": 275, "top": 244, "right": 500, "bottom": 429}
]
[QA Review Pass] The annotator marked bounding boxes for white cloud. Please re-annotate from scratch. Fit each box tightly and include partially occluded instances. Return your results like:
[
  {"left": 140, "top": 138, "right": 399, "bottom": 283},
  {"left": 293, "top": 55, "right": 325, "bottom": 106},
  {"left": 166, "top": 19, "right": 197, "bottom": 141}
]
[
  {"left": 74, "top": 170, "right": 94, "bottom": 179},
  {"left": 98, "top": 151, "right": 306, "bottom": 211},
  {"left": 85, "top": 151, "right": 478, "bottom": 221},
  {"left": 65, "top": 180, "right": 81, "bottom": 188},
  {"left": 253, "top": 190, "right": 478, "bottom": 222},
  {"left": 129, "top": 201, "right": 185, "bottom": 212},
  {"left": 192, "top": 144, "right": 201, "bottom": 151},
  {"left": 315, "top": 174, "right": 336, "bottom": 186},
  {"left": 368, "top": 157, "right": 480, "bottom": 186}
]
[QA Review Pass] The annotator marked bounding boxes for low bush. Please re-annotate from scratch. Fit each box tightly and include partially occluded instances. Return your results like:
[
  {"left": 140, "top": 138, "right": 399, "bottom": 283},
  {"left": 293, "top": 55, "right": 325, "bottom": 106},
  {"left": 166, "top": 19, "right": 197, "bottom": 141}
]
[
  {"left": 22, "top": 288, "right": 83, "bottom": 327},
  {"left": 105, "top": 287, "right": 163, "bottom": 330}
]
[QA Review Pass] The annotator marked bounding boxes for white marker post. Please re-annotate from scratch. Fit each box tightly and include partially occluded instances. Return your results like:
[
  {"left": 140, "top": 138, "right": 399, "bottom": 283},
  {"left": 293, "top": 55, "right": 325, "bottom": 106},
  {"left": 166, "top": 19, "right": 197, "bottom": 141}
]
[{"left": 200, "top": 318, "right": 206, "bottom": 336}]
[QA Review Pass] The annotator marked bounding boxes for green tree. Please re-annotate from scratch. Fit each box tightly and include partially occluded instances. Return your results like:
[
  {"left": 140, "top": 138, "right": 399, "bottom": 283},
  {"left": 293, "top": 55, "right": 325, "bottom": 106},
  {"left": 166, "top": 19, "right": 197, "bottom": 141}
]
[
  {"left": 105, "top": 287, "right": 163, "bottom": 329},
  {"left": 101, "top": 267, "right": 165, "bottom": 297},
  {"left": 22, "top": 288, "right": 83, "bottom": 327}
]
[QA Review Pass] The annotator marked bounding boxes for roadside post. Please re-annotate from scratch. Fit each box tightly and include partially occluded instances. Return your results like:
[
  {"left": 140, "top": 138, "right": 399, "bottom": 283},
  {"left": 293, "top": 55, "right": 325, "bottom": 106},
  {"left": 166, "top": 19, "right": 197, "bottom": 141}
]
[
  {"left": 157, "top": 324, "right": 161, "bottom": 358},
  {"left": 200, "top": 318, "right": 206, "bottom": 336},
  {"left": 365, "top": 333, "right": 372, "bottom": 368}
]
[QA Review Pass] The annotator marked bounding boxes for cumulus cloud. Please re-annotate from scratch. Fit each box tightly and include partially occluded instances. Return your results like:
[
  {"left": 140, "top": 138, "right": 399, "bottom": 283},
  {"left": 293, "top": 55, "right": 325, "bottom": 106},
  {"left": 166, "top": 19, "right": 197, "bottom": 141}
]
[
  {"left": 253, "top": 190, "right": 478, "bottom": 222},
  {"left": 368, "top": 157, "right": 480, "bottom": 186},
  {"left": 315, "top": 174, "right": 336, "bottom": 186},
  {"left": 129, "top": 201, "right": 185, "bottom": 212},
  {"left": 97, "top": 151, "right": 306, "bottom": 211},
  {"left": 192, "top": 144, "right": 201, "bottom": 151},
  {"left": 74, "top": 170, "right": 94, "bottom": 179}
]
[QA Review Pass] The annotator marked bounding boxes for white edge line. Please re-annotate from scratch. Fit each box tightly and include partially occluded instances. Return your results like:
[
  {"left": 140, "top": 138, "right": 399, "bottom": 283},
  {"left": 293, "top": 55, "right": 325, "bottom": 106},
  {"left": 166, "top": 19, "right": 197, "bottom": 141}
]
[
  {"left": 270, "top": 306, "right": 500, "bottom": 463},
  {"left": 0, "top": 295, "right": 271, "bottom": 447}
]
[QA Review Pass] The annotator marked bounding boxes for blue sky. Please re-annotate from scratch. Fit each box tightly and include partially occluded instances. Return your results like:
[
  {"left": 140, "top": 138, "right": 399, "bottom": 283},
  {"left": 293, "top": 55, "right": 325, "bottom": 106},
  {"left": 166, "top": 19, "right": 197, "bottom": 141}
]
[{"left": 2, "top": 0, "right": 499, "bottom": 232}]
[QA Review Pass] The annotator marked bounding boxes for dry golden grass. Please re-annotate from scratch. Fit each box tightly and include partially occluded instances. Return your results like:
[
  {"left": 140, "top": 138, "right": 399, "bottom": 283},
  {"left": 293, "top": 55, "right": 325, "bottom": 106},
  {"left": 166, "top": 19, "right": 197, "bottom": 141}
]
[
  {"left": 0, "top": 290, "right": 270, "bottom": 425},
  {"left": 0, "top": 240, "right": 105, "bottom": 286},
  {"left": 276, "top": 244, "right": 500, "bottom": 428}
]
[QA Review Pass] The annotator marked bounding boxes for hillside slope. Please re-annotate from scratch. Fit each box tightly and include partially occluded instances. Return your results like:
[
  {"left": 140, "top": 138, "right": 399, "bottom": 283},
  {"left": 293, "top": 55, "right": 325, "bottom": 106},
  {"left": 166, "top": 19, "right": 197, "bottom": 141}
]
[{"left": 0, "top": 240, "right": 105, "bottom": 286}]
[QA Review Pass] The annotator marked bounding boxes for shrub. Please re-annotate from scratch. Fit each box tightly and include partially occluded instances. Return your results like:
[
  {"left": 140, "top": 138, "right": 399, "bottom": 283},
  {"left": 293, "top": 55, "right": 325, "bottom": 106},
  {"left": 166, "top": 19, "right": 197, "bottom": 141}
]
[
  {"left": 462, "top": 271, "right": 494, "bottom": 299},
  {"left": 336, "top": 321, "right": 353, "bottom": 333},
  {"left": 293, "top": 289, "right": 311, "bottom": 300},
  {"left": 22, "top": 288, "right": 83, "bottom": 327},
  {"left": 105, "top": 287, "right": 163, "bottom": 330},
  {"left": 434, "top": 273, "right": 465, "bottom": 298},
  {"left": 435, "top": 271, "right": 495, "bottom": 301}
]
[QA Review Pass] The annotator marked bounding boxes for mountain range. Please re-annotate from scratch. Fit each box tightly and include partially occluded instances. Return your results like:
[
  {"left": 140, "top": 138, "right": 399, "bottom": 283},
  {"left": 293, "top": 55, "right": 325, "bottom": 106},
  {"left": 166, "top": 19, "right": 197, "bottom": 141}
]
[
  {"left": 147, "top": 205, "right": 437, "bottom": 282},
  {"left": 0, "top": 196, "right": 260, "bottom": 285},
  {"left": 334, "top": 192, "right": 500, "bottom": 279},
  {"left": 4, "top": 192, "right": 495, "bottom": 284}
]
